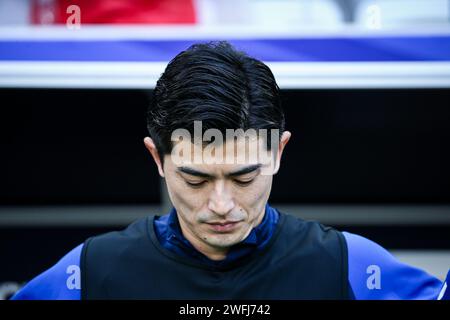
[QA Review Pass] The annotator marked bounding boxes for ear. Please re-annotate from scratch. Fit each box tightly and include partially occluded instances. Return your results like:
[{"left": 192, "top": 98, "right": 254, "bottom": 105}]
[
  {"left": 272, "top": 131, "right": 291, "bottom": 175},
  {"left": 143, "top": 137, "right": 165, "bottom": 177}
]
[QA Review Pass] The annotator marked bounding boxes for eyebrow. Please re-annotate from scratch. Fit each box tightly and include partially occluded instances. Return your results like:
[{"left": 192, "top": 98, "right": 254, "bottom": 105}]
[{"left": 177, "top": 164, "right": 262, "bottom": 179}]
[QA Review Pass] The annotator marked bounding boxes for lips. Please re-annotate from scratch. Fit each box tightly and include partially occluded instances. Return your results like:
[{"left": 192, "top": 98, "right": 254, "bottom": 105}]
[{"left": 206, "top": 221, "right": 241, "bottom": 233}]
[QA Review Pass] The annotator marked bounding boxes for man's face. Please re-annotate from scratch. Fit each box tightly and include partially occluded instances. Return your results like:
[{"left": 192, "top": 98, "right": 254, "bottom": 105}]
[
  {"left": 163, "top": 137, "right": 274, "bottom": 252},
  {"left": 144, "top": 131, "right": 290, "bottom": 259}
]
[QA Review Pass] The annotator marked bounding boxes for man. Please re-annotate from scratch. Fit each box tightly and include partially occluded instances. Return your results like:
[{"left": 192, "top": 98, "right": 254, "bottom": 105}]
[{"left": 12, "top": 41, "right": 448, "bottom": 300}]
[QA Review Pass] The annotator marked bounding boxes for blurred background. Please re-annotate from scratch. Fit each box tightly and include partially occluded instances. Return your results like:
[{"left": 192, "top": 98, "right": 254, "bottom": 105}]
[{"left": 1, "top": 0, "right": 450, "bottom": 299}]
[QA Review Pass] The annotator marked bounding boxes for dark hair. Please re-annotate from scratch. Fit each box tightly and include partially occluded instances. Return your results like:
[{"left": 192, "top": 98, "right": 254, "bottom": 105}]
[{"left": 147, "top": 41, "right": 285, "bottom": 159}]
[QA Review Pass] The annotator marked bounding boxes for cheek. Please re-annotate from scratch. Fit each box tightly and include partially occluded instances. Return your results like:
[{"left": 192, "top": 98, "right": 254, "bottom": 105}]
[
  {"left": 235, "top": 178, "right": 272, "bottom": 209},
  {"left": 166, "top": 175, "right": 207, "bottom": 210}
]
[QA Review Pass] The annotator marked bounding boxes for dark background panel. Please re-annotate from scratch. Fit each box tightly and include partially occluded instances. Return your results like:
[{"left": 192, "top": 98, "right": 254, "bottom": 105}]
[
  {"left": 1, "top": 88, "right": 449, "bottom": 205},
  {"left": 272, "top": 89, "right": 450, "bottom": 203},
  {"left": 0, "top": 89, "right": 160, "bottom": 204}
]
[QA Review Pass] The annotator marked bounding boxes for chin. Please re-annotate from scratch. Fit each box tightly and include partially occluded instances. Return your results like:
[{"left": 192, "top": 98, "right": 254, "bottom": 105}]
[{"left": 207, "top": 234, "right": 243, "bottom": 248}]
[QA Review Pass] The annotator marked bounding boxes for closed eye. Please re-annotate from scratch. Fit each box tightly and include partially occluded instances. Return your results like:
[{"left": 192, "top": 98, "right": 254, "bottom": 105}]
[
  {"left": 233, "top": 179, "right": 255, "bottom": 186},
  {"left": 185, "top": 180, "right": 207, "bottom": 187}
]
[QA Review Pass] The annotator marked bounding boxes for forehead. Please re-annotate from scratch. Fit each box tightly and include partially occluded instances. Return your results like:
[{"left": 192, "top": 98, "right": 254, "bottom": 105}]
[{"left": 166, "top": 136, "right": 272, "bottom": 174}]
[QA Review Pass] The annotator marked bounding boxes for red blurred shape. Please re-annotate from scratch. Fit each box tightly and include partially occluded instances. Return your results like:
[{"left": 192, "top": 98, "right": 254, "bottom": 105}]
[{"left": 31, "top": 0, "right": 197, "bottom": 25}]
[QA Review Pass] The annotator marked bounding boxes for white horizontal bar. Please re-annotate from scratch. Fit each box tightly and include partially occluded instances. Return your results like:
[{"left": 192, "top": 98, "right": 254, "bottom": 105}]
[
  {"left": 1, "top": 61, "right": 450, "bottom": 89},
  {"left": 0, "top": 25, "right": 450, "bottom": 40}
]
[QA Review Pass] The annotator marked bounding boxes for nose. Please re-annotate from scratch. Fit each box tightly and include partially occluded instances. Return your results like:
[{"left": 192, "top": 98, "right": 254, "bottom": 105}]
[{"left": 207, "top": 181, "right": 235, "bottom": 216}]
